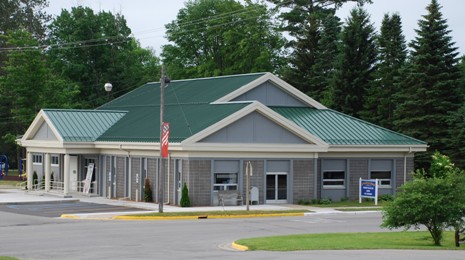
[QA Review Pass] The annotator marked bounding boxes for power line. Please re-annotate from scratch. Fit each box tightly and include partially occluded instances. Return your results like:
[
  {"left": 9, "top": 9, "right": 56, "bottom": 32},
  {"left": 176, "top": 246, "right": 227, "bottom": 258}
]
[{"left": 0, "top": 2, "right": 271, "bottom": 53}]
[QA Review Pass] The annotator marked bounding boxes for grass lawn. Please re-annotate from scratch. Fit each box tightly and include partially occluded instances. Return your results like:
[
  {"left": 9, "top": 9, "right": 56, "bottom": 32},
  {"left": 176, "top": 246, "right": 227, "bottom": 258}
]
[
  {"left": 308, "top": 200, "right": 386, "bottom": 208},
  {"left": 236, "top": 231, "right": 465, "bottom": 251},
  {"left": 129, "top": 209, "right": 309, "bottom": 217},
  {"left": 0, "top": 180, "right": 21, "bottom": 187},
  {"left": 0, "top": 257, "right": 20, "bottom": 260}
]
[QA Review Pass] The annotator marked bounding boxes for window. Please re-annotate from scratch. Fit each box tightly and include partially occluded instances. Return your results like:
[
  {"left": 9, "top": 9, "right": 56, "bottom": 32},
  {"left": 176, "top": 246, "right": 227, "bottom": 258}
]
[
  {"left": 322, "top": 171, "right": 345, "bottom": 188},
  {"left": 371, "top": 171, "right": 391, "bottom": 187},
  {"left": 32, "top": 154, "right": 42, "bottom": 164},
  {"left": 370, "top": 160, "right": 392, "bottom": 188},
  {"left": 213, "top": 173, "right": 238, "bottom": 191},
  {"left": 51, "top": 156, "right": 59, "bottom": 166}
]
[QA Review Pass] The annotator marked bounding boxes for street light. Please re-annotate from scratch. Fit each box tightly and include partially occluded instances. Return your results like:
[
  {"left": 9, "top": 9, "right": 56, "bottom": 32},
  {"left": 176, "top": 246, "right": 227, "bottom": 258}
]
[{"left": 104, "top": 82, "right": 113, "bottom": 100}]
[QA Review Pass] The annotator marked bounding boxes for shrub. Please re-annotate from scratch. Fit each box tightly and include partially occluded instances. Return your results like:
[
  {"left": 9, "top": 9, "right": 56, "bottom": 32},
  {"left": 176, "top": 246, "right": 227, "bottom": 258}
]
[
  {"left": 50, "top": 172, "right": 54, "bottom": 189},
  {"left": 144, "top": 178, "right": 153, "bottom": 202},
  {"left": 32, "top": 171, "right": 38, "bottom": 188},
  {"left": 180, "top": 183, "right": 191, "bottom": 207},
  {"left": 319, "top": 198, "right": 332, "bottom": 205},
  {"left": 379, "top": 194, "right": 394, "bottom": 202}
]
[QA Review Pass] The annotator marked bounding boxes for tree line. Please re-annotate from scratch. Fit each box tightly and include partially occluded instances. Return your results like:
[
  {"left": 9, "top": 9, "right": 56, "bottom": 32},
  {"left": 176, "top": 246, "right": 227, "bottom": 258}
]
[{"left": 0, "top": 0, "right": 464, "bottom": 170}]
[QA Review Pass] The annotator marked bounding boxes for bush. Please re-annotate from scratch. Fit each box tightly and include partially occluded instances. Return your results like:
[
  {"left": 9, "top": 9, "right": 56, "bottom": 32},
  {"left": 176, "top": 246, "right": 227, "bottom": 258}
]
[
  {"left": 50, "top": 172, "right": 54, "bottom": 189},
  {"left": 382, "top": 152, "right": 465, "bottom": 246},
  {"left": 379, "top": 194, "right": 394, "bottom": 202},
  {"left": 32, "top": 171, "right": 38, "bottom": 188},
  {"left": 144, "top": 178, "right": 153, "bottom": 202},
  {"left": 180, "top": 183, "right": 191, "bottom": 207}
]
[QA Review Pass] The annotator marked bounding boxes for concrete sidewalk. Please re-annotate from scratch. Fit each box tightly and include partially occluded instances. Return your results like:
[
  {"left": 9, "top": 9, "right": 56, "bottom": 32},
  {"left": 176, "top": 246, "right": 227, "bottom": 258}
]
[{"left": 0, "top": 188, "right": 376, "bottom": 219}]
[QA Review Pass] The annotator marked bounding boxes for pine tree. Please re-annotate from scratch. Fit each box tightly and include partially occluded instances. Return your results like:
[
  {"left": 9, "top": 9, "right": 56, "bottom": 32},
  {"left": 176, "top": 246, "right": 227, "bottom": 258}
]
[
  {"left": 360, "top": 13, "right": 407, "bottom": 128},
  {"left": 394, "top": 0, "right": 461, "bottom": 169},
  {"left": 309, "top": 10, "right": 342, "bottom": 104},
  {"left": 180, "top": 183, "right": 191, "bottom": 207},
  {"left": 330, "top": 7, "right": 377, "bottom": 118},
  {"left": 269, "top": 0, "right": 371, "bottom": 96}
]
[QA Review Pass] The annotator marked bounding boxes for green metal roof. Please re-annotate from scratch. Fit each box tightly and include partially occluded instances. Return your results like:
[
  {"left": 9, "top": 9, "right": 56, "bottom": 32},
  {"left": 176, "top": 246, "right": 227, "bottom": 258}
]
[
  {"left": 40, "top": 73, "right": 426, "bottom": 146},
  {"left": 43, "top": 109, "right": 126, "bottom": 142},
  {"left": 272, "top": 107, "right": 426, "bottom": 146},
  {"left": 97, "top": 103, "right": 248, "bottom": 142},
  {"left": 95, "top": 73, "right": 264, "bottom": 142},
  {"left": 100, "top": 72, "right": 265, "bottom": 110}
]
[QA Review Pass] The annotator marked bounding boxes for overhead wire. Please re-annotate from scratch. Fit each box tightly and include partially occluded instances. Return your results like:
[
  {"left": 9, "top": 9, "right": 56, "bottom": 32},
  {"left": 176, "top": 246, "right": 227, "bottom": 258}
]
[{"left": 0, "top": 1, "right": 274, "bottom": 53}]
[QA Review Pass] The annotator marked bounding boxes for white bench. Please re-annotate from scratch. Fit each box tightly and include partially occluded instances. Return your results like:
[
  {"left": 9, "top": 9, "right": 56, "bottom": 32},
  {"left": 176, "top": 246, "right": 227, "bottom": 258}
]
[{"left": 218, "top": 190, "right": 243, "bottom": 206}]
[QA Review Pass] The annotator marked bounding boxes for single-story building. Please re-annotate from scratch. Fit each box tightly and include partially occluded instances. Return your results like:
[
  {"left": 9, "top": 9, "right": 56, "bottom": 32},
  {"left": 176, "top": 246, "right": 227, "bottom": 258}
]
[{"left": 18, "top": 72, "right": 427, "bottom": 206}]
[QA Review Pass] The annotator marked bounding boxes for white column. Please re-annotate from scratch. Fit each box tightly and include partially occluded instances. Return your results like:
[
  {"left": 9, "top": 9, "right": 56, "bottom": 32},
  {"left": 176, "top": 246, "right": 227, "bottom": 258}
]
[
  {"left": 26, "top": 152, "right": 33, "bottom": 190},
  {"left": 44, "top": 153, "right": 51, "bottom": 192},
  {"left": 64, "top": 154, "right": 70, "bottom": 195}
]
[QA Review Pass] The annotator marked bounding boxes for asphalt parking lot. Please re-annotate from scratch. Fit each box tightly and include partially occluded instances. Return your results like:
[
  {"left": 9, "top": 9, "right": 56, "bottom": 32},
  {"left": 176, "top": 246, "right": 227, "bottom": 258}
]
[{"left": 0, "top": 201, "right": 149, "bottom": 218}]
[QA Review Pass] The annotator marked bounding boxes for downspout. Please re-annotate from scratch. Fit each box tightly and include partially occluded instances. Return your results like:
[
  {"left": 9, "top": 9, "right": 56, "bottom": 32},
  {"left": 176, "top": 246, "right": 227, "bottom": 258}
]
[{"left": 403, "top": 147, "right": 413, "bottom": 184}]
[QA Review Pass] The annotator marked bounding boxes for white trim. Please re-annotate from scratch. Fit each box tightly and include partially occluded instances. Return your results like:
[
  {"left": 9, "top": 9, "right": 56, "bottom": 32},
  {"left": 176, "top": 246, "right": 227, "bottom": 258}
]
[
  {"left": 182, "top": 101, "right": 329, "bottom": 148},
  {"left": 23, "top": 110, "right": 64, "bottom": 142},
  {"left": 212, "top": 72, "right": 327, "bottom": 109},
  {"left": 328, "top": 145, "right": 427, "bottom": 153}
]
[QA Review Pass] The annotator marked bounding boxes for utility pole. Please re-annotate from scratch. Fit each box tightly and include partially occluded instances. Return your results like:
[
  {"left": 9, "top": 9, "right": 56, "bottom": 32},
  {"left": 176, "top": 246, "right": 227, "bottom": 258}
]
[
  {"left": 246, "top": 161, "right": 253, "bottom": 211},
  {"left": 158, "top": 66, "right": 167, "bottom": 213}
]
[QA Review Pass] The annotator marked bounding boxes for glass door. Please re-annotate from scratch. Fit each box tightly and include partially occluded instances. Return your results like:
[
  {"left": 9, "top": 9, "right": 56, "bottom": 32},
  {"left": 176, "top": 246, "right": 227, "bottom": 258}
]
[{"left": 266, "top": 172, "right": 287, "bottom": 203}]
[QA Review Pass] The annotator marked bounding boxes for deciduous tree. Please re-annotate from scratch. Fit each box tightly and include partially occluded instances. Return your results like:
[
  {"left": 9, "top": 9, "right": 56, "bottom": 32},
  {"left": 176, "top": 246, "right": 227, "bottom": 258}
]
[
  {"left": 47, "top": 7, "right": 160, "bottom": 108},
  {"left": 162, "top": 0, "right": 285, "bottom": 79},
  {"left": 382, "top": 152, "right": 465, "bottom": 246}
]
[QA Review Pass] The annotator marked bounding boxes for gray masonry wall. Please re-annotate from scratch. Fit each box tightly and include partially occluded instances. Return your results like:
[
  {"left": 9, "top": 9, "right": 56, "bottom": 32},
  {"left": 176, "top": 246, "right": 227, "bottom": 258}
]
[
  {"left": 147, "top": 158, "right": 157, "bottom": 202},
  {"left": 348, "top": 159, "right": 369, "bottom": 200},
  {"left": 187, "top": 160, "right": 212, "bottom": 206},
  {"left": 293, "top": 160, "right": 314, "bottom": 204},
  {"left": 115, "top": 157, "right": 126, "bottom": 198},
  {"left": 395, "top": 157, "right": 415, "bottom": 190}
]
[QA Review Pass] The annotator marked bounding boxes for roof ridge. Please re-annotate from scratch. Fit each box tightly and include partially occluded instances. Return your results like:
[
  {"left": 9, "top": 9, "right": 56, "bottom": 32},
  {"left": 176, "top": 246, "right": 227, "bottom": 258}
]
[
  {"left": 44, "top": 108, "right": 127, "bottom": 113},
  {"left": 145, "top": 72, "right": 267, "bottom": 84}
]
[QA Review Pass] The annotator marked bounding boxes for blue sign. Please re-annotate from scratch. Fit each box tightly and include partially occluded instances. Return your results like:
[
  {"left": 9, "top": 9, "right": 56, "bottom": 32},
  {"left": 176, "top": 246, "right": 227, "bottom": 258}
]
[
  {"left": 361, "top": 180, "right": 377, "bottom": 197},
  {"left": 359, "top": 178, "right": 379, "bottom": 205}
]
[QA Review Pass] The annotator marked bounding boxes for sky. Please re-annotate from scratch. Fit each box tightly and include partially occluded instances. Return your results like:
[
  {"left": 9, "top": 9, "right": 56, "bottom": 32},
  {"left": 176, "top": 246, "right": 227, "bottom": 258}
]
[{"left": 46, "top": 0, "right": 465, "bottom": 56}]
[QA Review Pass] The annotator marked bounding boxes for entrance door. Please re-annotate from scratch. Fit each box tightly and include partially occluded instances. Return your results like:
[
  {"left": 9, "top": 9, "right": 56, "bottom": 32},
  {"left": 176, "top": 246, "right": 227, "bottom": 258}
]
[{"left": 266, "top": 172, "right": 287, "bottom": 203}]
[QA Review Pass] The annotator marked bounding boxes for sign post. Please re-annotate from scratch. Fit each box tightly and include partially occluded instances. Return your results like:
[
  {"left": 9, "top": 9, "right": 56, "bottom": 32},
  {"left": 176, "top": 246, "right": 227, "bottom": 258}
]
[
  {"left": 83, "top": 163, "right": 94, "bottom": 194},
  {"left": 359, "top": 178, "right": 378, "bottom": 205}
]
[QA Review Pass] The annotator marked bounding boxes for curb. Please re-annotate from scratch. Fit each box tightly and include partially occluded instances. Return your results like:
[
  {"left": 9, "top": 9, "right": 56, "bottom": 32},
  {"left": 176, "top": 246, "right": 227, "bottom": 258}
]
[
  {"left": 60, "top": 212, "right": 305, "bottom": 220},
  {"left": 114, "top": 212, "right": 304, "bottom": 220},
  {"left": 231, "top": 242, "right": 248, "bottom": 251}
]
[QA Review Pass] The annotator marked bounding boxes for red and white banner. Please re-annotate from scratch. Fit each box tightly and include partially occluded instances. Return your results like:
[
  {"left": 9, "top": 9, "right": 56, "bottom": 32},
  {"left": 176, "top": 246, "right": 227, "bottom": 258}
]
[{"left": 161, "top": 122, "right": 170, "bottom": 158}]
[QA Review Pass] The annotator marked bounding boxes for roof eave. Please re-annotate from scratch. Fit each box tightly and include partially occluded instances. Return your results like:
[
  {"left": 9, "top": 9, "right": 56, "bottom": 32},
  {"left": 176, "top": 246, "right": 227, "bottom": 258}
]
[{"left": 328, "top": 144, "right": 428, "bottom": 153}]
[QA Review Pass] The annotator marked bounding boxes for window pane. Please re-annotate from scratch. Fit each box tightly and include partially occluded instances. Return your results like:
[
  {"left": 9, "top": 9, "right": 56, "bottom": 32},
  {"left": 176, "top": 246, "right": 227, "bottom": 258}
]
[
  {"left": 371, "top": 171, "right": 391, "bottom": 179},
  {"left": 214, "top": 173, "right": 237, "bottom": 184},
  {"left": 323, "top": 171, "right": 345, "bottom": 179},
  {"left": 323, "top": 180, "right": 344, "bottom": 186}
]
